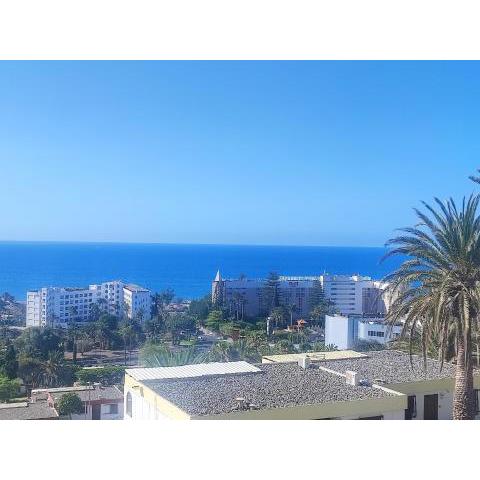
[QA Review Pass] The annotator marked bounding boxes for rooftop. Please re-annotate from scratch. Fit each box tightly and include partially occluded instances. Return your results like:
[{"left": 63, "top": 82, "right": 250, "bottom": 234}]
[
  {"left": 33, "top": 385, "right": 123, "bottom": 403},
  {"left": 320, "top": 350, "right": 458, "bottom": 385},
  {"left": 127, "top": 361, "right": 260, "bottom": 381},
  {"left": 0, "top": 401, "right": 58, "bottom": 420},
  {"left": 262, "top": 350, "right": 367, "bottom": 363},
  {"left": 50, "top": 386, "right": 123, "bottom": 403},
  {"left": 124, "top": 283, "right": 149, "bottom": 293},
  {"left": 141, "top": 362, "right": 393, "bottom": 417}
]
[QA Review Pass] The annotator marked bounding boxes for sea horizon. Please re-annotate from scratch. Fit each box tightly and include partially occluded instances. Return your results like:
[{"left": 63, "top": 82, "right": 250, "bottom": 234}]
[
  {"left": 0, "top": 241, "right": 403, "bottom": 300},
  {"left": 0, "top": 239, "right": 387, "bottom": 249}
]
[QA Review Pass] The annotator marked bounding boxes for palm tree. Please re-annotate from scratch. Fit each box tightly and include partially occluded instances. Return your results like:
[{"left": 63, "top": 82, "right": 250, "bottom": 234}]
[
  {"left": 287, "top": 303, "right": 298, "bottom": 328},
  {"left": 384, "top": 195, "right": 480, "bottom": 419},
  {"left": 118, "top": 321, "right": 134, "bottom": 366},
  {"left": 41, "top": 351, "right": 64, "bottom": 387},
  {"left": 140, "top": 343, "right": 206, "bottom": 367},
  {"left": 270, "top": 307, "right": 285, "bottom": 330}
]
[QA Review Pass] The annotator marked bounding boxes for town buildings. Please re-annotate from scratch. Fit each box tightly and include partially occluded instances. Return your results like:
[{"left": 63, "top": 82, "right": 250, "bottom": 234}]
[
  {"left": 0, "top": 400, "right": 59, "bottom": 420},
  {"left": 31, "top": 384, "right": 124, "bottom": 420},
  {"left": 123, "top": 350, "right": 479, "bottom": 420},
  {"left": 0, "top": 384, "right": 124, "bottom": 420},
  {"left": 324, "top": 314, "right": 403, "bottom": 349},
  {"left": 26, "top": 280, "right": 152, "bottom": 327},
  {"left": 211, "top": 271, "right": 390, "bottom": 319}
]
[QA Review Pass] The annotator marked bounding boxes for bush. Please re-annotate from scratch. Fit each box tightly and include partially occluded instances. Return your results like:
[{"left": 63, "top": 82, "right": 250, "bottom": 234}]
[
  {"left": 0, "top": 375, "right": 20, "bottom": 402},
  {"left": 57, "top": 392, "right": 84, "bottom": 418}
]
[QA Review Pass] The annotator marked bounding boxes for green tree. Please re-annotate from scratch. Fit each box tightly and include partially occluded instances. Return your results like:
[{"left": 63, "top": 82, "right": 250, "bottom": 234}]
[
  {"left": 270, "top": 306, "right": 286, "bottom": 330},
  {"left": 205, "top": 310, "right": 223, "bottom": 331},
  {"left": 94, "top": 314, "right": 119, "bottom": 349},
  {"left": 309, "top": 298, "right": 336, "bottom": 328},
  {"left": 0, "top": 375, "right": 20, "bottom": 402},
  {"left": 15, "top": 327, "right": 63, "bottom": 360},
  {"left": 286, "top": 303, "right": 298, "bottom": 327},
  {"left": 0, "top": 342, "right": 18, "bottom": 379},
  {"left": 139, "top": 343, "right": 205, "bottom": 367},
  {"left": 75, "top": 366, "right": 125, "bottom": 386},
  {"left": 143, "top": 315, "right": 164, "bottom": 341},
  {"left": 57, "top": 392, "right": 84, "bottom": 419},
  {"left": 188, "top": 295, "right": 212, "bottom": 321},
  {"left": 151, "top": 289, "right": 175, "bottom": 317},
  {"left": 164, "top": 313, "right": 196, "bottom": 344},
  {"left": 384, "top": 195, "right": 480, "bottom": 419},
  {"left": 17, "top": 356, "right": 43, "bottom": 391},
  {"left": 261, "top": 272, "right": 282, "bottom": 314},
  {"left": 308, "top": 279, "right": 324, "bottom": 310},
  {"left": 41, "top": 351, "right": 65, "bottom": 388},
  {"left": 118, "top": 320, "right": 134, "bottom": 366}
]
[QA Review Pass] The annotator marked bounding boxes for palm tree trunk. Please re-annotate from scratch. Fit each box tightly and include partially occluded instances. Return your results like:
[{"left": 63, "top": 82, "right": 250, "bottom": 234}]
[
  {"left": 453, "top": 334, "right": 475, "bottom": 419},
  {"left": 476, "top": 331, "right": 480, "bottom": 368}
]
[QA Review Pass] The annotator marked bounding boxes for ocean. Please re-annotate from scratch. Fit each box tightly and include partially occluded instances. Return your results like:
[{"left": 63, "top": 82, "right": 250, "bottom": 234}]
[{"left": 0, "top": 242, "right": 403, "bottom": 300}]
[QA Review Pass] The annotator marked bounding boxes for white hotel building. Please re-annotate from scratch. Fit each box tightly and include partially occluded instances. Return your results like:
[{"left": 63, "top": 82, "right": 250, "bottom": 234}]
[
  {"left": 212, "top": 272, "right": 391, "bottom": 318},
  {"left": 26, "top": 280, "right": 152, "bottom": 328}
]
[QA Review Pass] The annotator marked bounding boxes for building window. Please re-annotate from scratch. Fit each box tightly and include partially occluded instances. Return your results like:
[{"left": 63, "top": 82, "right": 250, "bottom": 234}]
[
  {"left": 475, "top": 390, "right": 480, "bottom": 415},
  {"left": 126, "top": 392, "right": 132, "bottom": 417},
  {"left": 108, "top": 403, "right": 119, "bottom": 414}
]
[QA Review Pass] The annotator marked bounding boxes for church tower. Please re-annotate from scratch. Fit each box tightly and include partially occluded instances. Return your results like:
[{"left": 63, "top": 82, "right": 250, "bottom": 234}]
[{"left": 211, "top": 269, "right": 224, "bottom": 306}]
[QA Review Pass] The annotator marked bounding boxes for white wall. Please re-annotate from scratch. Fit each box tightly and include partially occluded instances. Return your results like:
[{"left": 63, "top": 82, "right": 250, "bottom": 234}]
[
  {"left": 124, "top": 387, "right": 170, "bottom": 420},
  {"left": 325, "top": 315, "right": 354, "bottom": 349}
]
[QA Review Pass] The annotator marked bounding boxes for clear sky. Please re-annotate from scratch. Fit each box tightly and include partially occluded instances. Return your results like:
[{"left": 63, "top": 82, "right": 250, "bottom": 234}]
[{"left": 0, "top": 61, "right": 479, "bottom": 246}]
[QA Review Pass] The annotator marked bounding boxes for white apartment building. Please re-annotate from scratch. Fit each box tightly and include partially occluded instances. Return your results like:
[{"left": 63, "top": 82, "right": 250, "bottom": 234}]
[
  {"left": 322, "top": 275, "right": 389, "bottom": 315},
  {"left": 123, "top": 284, "right": 152, "bottom": 322},
  {"left": 26, "top": 280, "right": 151, "bottom": 327},
  {"left": 325, "top": 314, "right": 403, "bottom": 350},
  {"left": 212, "top": 272, "right": 389, "bottom": 318}
]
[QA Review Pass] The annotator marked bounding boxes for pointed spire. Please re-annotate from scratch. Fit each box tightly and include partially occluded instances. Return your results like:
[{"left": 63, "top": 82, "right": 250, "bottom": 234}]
[{"left": 214, "top": 269, "right": 222, "bottom": 282}]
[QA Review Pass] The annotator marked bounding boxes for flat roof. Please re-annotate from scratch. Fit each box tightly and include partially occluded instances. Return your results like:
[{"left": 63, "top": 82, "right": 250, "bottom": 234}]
[
  {"left": 320, "top": 350, "right": 458, "bottom": 385},
  {"left": 142, "top": 362, "right": 394, "bottom": 417},
  {"left": 127, "top": 361, "right": 261, "bottom": 381},
  {"left": 48, "top": 386, "right": 123, "bottom": 403},
  {"left": 262, "top": 350, "right": 367, "bottom": 363},
  {"left": 124, "top": 283, "right": 149, "bottom": 292}
]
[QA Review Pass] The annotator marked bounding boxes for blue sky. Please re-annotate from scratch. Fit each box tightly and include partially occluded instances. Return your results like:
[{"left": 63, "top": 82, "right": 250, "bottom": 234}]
[{"left": 0, "top": 61, "right": 479, "bottom": 246}]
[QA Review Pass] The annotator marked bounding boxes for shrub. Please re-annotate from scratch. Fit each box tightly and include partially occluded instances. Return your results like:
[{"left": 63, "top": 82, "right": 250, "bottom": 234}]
[
  {"left": 57, "top": 392, "right": 84, "bottom": 418},
  {"left": 75, "top": 366, "right": 125, "bottom": 386},
  {"left": 0, "top": 375, "right": 21, "bottom": 402}
]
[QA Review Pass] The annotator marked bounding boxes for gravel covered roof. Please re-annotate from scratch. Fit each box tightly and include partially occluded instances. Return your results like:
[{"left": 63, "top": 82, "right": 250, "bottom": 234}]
[
  {"left": 143, "top": 363, "right": 393, "bottom": 417},
  {"left": 0, "top": 401, "right": 58, "bottom": 420},
  {"left": 320, "top": 350, "right": 457, "bottom": 384}
]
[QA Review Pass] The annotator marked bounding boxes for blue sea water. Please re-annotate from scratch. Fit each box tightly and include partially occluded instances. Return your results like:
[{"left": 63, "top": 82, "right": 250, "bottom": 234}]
[{"left": 0, "top": 242, "right": 404, "bottom": 301}]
